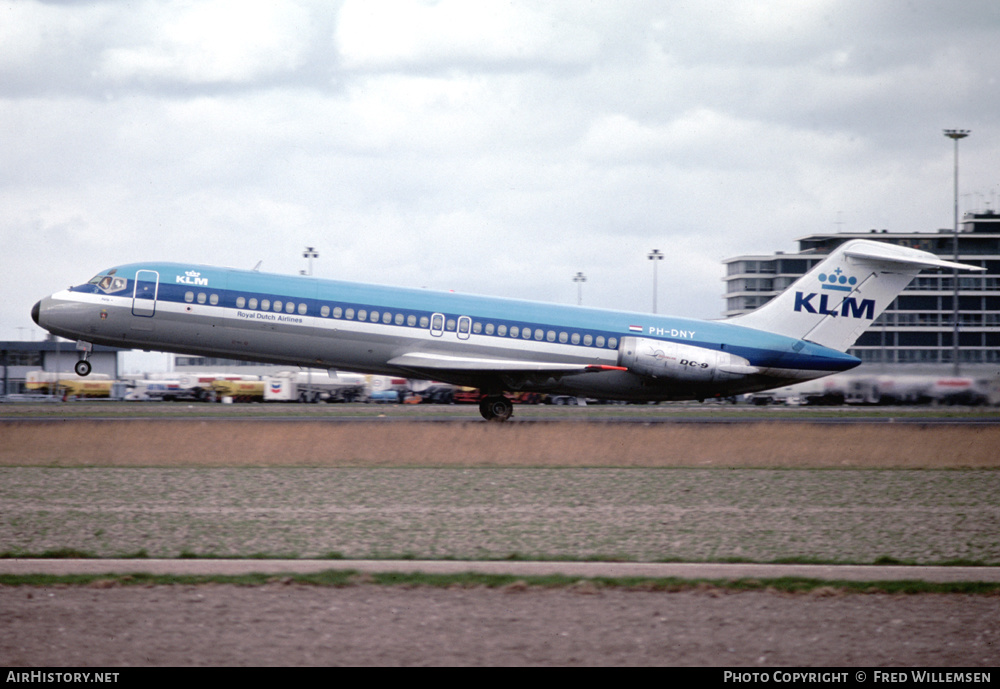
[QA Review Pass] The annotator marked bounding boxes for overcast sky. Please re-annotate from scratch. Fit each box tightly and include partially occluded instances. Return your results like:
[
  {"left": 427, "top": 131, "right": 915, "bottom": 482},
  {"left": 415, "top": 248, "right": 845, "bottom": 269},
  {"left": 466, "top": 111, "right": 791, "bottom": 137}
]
[{"left": 3, "top": 0, "right": 998, "bottom": 371}]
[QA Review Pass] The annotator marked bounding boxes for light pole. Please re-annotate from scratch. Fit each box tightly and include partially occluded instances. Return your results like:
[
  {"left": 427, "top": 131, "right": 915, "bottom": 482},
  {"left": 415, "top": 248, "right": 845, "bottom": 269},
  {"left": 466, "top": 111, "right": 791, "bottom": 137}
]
[
  {"left": 303, "top": 246, "right": 319, "bottom": 276},
  {"left": 944, "top": 129, "right": 970, "bottom": 375},
  {"left": 647, "top": 249, "right": 663, "bottom": 313},
  {"left": 573, "top": 272, "right": 586, "bottom": 306}
]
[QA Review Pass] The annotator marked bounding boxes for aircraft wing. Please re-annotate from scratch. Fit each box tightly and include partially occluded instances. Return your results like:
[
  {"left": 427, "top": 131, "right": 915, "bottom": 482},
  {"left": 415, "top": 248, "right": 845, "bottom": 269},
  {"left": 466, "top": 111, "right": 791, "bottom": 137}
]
[{"left": 387, "top": 352, "right": 626, "bottom": 374}]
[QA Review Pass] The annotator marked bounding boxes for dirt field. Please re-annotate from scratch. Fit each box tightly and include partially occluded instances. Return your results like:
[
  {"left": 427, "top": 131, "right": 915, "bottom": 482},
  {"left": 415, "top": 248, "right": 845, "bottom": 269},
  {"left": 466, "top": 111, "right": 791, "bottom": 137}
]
[
  {"left": 2, "top": 418, "right": 999, "bottom": 468},
  {"left": 3, "top": 584, "right": 999, "bottom": 667},
  {"left": 3, "top": 467, "right": 999, "bottom": 562},
  {"left": 2, "top": 418, "right": 999, "bottom": 666}
]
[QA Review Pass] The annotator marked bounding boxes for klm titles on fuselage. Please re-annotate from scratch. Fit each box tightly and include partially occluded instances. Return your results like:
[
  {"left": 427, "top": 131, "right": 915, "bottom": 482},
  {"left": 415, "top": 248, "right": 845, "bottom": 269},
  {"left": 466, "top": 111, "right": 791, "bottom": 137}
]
[
  {"left": 176, "top": 271, "right": 209, "bottom": 287},
  {"left": 794, "top": 291, "right": 875, "bottom": 319}
]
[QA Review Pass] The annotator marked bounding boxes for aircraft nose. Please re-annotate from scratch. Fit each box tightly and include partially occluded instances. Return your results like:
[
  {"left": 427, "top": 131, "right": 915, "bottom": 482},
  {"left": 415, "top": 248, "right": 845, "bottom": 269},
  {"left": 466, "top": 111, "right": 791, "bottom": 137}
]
[{"left": 31, "top": 300, "right": 41, "bottom": 326}]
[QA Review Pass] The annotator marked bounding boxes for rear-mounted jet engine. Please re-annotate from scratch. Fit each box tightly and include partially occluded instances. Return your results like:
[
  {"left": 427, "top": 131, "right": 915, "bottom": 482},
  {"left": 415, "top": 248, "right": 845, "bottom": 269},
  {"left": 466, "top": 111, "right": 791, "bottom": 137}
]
[{"left": 618, "top": 336, "right": 759, "bottom": 382}]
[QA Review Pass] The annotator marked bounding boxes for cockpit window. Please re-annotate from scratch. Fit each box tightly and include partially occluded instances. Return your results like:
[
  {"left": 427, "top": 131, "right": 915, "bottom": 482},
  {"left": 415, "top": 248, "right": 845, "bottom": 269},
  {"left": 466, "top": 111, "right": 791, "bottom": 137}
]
[{"left": 88, "top": 273, "right": 128, "bottom": 294}]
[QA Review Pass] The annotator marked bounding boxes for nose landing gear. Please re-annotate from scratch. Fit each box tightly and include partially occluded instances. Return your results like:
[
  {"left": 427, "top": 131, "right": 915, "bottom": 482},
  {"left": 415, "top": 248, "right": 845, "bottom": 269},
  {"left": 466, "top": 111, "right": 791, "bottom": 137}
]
[{"left": 74, "top": 341, "right": 93, "bottom": 377}]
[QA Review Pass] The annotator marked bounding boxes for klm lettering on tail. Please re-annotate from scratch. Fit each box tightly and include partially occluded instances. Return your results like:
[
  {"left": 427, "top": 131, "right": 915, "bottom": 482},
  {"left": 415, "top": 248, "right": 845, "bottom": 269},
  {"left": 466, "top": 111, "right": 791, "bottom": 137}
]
[{"left": 793, "top": 292, "right": 875, "bottom": 320}]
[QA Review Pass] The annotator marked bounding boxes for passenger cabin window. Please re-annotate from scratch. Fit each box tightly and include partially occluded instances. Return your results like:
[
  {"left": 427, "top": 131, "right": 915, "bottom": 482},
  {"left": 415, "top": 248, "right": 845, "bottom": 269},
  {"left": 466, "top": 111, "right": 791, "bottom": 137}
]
[
  {"left": 236, "top": 297, "right": 246, "bottom": 308},
  {"left": 249, "top": 298, "right": 258, "bottom": 309}
]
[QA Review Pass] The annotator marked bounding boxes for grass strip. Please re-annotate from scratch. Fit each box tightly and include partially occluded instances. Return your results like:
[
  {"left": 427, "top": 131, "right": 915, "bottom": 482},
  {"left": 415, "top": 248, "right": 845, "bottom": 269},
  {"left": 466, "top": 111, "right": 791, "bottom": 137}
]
[
  {"left": 1, "top": 571, "right": 999, "bottom": 595},
  {"left": 2, "top": 550, "right": 997, "bottom": 567}
]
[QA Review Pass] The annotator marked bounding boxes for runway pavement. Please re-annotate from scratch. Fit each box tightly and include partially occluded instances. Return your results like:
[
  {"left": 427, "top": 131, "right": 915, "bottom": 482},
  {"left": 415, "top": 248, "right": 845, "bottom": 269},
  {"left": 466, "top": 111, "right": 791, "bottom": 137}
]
[
  {"left": 2, "top": 401, "right": 1000, "bottom": 425},
  {"left": 3, "top": 559, "right": 999, "bottom": 583}
]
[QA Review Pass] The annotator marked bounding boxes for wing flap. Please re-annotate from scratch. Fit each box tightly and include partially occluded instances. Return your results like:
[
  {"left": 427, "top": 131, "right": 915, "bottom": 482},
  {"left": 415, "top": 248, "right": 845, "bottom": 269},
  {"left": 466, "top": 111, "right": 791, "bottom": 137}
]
[{"left": 388, "top": 352, "right": 625, "bottom": 374}]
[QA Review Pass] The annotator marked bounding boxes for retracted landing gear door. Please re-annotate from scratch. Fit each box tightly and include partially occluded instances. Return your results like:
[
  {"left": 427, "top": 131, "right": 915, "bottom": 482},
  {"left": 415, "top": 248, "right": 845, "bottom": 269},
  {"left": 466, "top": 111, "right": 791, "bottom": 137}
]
[{"left": 132, "top": 270, "right": 159, "bottom": 317}]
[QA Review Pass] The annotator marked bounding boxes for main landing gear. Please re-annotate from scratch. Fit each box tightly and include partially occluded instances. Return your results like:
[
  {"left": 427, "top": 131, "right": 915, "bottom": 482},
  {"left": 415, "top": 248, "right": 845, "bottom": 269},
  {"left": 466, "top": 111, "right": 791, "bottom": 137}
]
[{"left": 479, "top": 395, "right": 513, "bottom": 422}]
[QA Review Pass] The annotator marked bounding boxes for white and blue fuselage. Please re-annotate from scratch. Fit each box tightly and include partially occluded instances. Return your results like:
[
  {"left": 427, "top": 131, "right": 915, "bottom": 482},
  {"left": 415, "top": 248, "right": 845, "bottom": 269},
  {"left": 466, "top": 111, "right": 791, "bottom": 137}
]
[{"left": 32, "top": 241, "right": 979, "bottom": 420}]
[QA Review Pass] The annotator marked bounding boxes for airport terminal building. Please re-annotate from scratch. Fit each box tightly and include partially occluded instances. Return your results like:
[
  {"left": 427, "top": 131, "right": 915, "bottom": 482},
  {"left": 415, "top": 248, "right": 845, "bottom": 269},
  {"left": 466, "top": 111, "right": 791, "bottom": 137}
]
[
  {"left": 1, "top": 339, "right": 123, "bottom": 395},
  {"left": 723, "top": 211, "right": 1000, "bottom": 371}
]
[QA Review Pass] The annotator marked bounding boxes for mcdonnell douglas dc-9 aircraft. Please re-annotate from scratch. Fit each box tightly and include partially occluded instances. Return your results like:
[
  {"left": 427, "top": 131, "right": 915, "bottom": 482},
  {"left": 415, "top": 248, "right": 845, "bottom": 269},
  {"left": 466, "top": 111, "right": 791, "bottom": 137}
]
[{"left": 32, "top": 240, "right": 981, "bottom": 420}]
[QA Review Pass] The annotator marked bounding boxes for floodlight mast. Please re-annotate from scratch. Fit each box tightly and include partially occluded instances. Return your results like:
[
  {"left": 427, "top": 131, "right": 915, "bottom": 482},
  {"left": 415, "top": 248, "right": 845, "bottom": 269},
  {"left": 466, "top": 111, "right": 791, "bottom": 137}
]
[
  {"left": 647, "top": 249, "right": 663, "bottom": 314},
  {"left": 573, "top": 271, "right": 586, "bottom": 306},
  {"left": 943, "top": 129, "right": 970, "bottom": 375},
  {"left": 303, "top": 247, "right": 319, "bottom": 276}
]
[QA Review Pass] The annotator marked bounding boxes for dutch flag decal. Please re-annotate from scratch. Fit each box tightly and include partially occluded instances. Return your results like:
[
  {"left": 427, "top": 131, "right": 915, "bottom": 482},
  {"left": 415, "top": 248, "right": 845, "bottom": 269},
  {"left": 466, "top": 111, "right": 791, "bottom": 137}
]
[{"left": 629, "top": 325, "right": 643, "bottom": 332}]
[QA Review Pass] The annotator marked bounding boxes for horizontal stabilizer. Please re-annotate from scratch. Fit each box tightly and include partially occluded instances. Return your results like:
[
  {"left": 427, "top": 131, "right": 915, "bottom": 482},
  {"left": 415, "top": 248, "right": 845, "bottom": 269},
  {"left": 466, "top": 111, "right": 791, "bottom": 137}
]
[{"left": 841, "top": 242, "right": 984, "bottom": 272}]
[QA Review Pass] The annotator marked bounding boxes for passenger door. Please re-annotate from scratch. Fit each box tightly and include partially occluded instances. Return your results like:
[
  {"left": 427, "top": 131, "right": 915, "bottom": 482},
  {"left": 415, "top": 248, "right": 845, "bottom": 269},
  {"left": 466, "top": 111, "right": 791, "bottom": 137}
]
[{"left": 132, "top": 270, "right": 159, "bottom": 317}]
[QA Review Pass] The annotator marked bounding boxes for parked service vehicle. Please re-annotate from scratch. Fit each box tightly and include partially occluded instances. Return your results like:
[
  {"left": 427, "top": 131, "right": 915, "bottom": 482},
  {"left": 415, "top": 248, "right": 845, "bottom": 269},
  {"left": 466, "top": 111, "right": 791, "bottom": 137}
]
[
  {"left": 175, "top": 374, "right": 260, "bottom": 402},
  {"left": 547, "top": 395, "right": 583, "bottom": 406},
  {"left": 416, "top": 384, "right": 457, "bottom": 404},
  {"left": 123, "top": 379, "right": 186, "bottom": 401},
  {"left": 928, "top": 377, "right": 1000, "bottom": 406},
  {"left": 364, "top": 375, "right": 411, "bottom": 403},
  {"left": 209, "top": 379, "right": 265, "bottom": 403},
  {"left": 263, "top": 370, "right": 366, "bottom": 403},
  {"left": 25, "top": 370, "right": 111, "bottom": 393}
]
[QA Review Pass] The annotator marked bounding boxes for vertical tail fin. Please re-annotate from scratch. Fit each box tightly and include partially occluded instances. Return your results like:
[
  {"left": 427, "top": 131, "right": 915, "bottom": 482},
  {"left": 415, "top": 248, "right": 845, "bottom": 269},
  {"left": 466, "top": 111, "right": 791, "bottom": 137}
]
[{"left": 728, "top": 240, "right": 983, "bottom": 352}]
